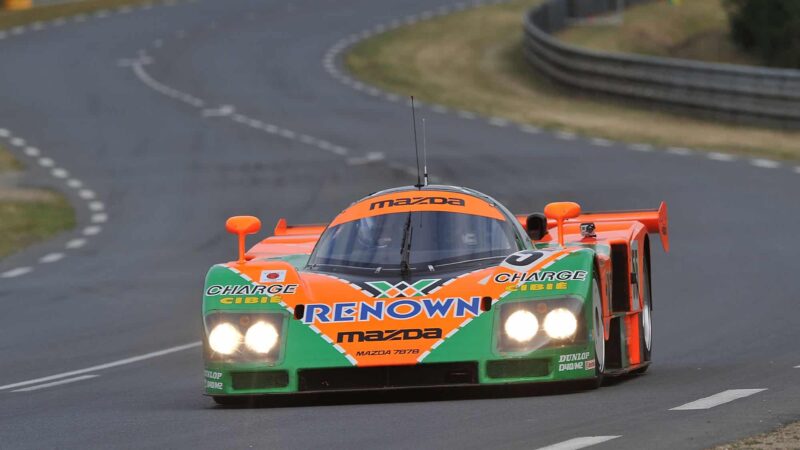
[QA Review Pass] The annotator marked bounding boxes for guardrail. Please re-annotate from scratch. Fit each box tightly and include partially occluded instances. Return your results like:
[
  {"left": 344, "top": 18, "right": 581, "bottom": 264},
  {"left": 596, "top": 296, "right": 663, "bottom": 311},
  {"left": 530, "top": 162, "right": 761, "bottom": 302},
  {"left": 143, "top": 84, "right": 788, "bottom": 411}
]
[{"left": 522, "top": 0, "right": 800, "bottom": 128}]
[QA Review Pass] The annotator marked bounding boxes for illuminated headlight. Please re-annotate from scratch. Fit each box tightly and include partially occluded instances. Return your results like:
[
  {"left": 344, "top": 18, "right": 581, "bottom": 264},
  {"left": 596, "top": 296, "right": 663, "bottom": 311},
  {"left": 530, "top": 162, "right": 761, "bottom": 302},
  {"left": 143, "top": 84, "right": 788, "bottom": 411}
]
[
  {"left": 543, "top": 308, "right": 578, "bottom": 339},
  {"left": 244, "top": 321, "right": 279, "bottom": 354},
  {"left": 208, "top": 323, "right": 242, "bottom": 355},
  {"left": 504, "top": 310, "right": 539, "bottom": 342}
]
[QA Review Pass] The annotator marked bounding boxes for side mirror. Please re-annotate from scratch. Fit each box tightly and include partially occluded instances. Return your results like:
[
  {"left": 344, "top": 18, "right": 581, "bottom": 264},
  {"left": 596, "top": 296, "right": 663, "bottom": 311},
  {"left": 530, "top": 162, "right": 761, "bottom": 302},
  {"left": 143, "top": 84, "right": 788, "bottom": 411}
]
[
  {"left": 544, "top": 202, "right": 581, "bottom": 247},
  {"left": 225, "top": 216, "right": 261, "bottom": 264},
  {"left": 525, "top": 213, "right": 548, "bottom": 240}
]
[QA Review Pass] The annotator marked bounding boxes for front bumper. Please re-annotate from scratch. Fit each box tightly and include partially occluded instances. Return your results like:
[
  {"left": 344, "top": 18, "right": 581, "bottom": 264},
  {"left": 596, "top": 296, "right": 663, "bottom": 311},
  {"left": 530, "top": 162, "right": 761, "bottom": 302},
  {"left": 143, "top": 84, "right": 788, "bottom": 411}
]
[{"left": 204, "top": 344, "right": 597, "bottom": 396}]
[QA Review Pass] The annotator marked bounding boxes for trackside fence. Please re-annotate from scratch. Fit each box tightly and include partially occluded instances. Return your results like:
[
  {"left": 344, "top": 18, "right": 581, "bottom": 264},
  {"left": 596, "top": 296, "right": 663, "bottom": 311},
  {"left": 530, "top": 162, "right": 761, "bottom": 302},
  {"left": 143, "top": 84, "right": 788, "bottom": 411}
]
[{"left": 522, "top": 0, "right": 800, "bottom": 128}]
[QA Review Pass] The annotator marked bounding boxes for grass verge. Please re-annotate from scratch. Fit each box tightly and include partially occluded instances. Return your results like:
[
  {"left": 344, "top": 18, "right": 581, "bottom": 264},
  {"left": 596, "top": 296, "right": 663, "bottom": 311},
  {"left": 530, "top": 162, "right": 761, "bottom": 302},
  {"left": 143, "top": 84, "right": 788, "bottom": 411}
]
[
  {"left": 712, "top": 421, "right": 800, "bottom": 449},
  {"left": 0, "top": 145, "right": 21, "bottom": 171},
  {"left": 557, "top": 0, "right": 759, "bottom": 66},
  {"left": 0, "top": 0, "right": 156, "bottom": 29},
  {"left": 345, "top": 0, "right": 800, "bottom": 159},
  {"left": 0, "top": 147, "right": 75, "bottom": 258}
]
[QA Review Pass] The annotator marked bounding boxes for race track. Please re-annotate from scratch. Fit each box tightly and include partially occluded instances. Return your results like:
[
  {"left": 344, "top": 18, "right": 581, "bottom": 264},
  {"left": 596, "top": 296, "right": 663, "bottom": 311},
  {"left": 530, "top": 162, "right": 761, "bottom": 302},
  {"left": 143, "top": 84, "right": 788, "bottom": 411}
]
[{"left": 0, "top": 1, "right": 798, "bottom": 448}]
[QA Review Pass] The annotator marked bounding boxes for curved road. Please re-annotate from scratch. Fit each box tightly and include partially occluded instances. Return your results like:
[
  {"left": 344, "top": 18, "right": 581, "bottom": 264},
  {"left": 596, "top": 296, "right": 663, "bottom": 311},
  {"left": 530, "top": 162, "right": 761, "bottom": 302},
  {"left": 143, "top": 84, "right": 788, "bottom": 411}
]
[{"left": 0, "top": 0, "right": 798, "bottom": 448}]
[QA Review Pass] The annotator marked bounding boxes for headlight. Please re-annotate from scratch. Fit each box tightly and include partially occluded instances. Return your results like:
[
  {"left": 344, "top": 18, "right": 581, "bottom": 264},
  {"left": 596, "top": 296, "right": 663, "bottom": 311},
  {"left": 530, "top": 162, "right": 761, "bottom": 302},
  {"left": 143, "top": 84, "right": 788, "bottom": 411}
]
[
  {"left": 208, "top": 323, "right": 242, "bottom": 355},
  {"left": 504, "top": 310, "right": 539, "bottom": 342},
  {"left": 244, "top": 321, "right": 279, "bottom": 354},
  {"left": 543, "top": 308, "right": 578, "bottom": 339}
]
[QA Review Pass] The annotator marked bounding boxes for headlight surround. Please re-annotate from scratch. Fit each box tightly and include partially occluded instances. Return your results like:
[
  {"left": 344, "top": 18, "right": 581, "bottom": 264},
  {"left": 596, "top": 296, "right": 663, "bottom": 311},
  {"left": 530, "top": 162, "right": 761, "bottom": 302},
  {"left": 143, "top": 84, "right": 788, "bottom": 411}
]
[
  {"left": 204, "top": 312, "right": 285, "bottom": 362},
  {"left": 496, "top": 296, "right": 585, "bottom": 353}
]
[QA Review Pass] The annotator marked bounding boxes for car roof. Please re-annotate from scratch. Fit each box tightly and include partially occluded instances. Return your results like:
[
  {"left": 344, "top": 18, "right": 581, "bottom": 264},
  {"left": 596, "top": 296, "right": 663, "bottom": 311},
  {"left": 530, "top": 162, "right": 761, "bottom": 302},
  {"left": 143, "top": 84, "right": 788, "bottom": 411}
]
[{"left": 328, "top": 185, "right": 511, "bottom": 227}]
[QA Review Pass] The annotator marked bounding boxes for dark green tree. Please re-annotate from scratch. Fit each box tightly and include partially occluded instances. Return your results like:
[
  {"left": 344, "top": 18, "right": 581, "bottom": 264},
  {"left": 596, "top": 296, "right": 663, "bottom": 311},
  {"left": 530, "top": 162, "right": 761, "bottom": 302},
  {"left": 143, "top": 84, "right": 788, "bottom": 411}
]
[{"left": 724, "top": 0, "right": 800, "bottom": 68}]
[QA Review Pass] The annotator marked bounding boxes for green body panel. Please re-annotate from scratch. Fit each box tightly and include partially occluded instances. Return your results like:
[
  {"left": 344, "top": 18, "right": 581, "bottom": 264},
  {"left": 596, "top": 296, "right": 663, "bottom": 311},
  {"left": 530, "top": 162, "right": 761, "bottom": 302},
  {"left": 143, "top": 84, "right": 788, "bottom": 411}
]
[{"left": 203, "top": 249, "right": 603, "bottom": 396}]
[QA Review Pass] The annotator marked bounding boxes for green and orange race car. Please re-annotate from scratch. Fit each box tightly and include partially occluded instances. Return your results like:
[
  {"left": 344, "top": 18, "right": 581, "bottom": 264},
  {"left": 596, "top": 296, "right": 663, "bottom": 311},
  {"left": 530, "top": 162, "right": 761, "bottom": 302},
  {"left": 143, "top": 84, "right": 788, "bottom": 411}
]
[{"left": 202, "top": 185, "right": 669, "bottom": 404}]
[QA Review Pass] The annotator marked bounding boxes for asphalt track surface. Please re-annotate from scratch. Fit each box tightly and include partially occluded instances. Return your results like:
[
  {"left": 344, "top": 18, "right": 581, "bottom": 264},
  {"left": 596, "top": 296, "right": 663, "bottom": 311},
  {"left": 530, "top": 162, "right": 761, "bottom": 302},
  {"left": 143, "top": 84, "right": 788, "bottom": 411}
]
[{"left": 0, "top": 1, "right": 798, "bottom": 448}]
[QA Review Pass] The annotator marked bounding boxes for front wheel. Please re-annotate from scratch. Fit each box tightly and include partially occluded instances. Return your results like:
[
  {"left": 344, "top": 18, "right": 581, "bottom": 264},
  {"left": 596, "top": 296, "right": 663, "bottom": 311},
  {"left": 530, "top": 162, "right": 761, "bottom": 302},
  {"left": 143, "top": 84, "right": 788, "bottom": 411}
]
[{"left": 587, "top": 275, "right": 605, "bottom": 388}]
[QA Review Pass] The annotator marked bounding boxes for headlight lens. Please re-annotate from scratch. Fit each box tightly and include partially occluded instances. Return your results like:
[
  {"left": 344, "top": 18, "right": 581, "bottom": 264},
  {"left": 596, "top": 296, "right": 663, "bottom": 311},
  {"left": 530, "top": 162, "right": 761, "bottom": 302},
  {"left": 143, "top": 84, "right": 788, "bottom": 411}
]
[
  {"left": 244, "top": 321, "right": 279, "bottom": 354},
  {"left": 208, "top": 323, "right": 242, "bottom": 355},
  {"left": 543, "top": 308, "right": 578, "bottom": 339},
  {"left": 504, "top": 310, "right": 539, "bottom": 342}
]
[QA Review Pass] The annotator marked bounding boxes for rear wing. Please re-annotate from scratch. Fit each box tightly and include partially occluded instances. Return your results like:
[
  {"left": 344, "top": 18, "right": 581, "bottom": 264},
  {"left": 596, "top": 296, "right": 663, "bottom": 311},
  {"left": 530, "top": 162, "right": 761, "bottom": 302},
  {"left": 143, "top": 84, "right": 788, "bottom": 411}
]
[{"left": 517, "top": 202, "right": 669, "bottom": 251}]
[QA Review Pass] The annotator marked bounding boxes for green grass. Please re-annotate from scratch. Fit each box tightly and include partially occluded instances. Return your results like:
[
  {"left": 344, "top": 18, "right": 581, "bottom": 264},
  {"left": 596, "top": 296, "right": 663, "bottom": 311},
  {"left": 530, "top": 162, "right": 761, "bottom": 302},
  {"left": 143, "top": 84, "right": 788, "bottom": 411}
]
[
  {"left": 0, "top": 0, "right": 158, "bottom": 30},
  {"left": 0, "top": 147, "right": 75, "bottom": 258},
  {"left": 345, "top": 0, "right": 800, "bottom": 159},
  {"left": 0, "top": 145, "right": 21, "bottom": 171},
  {"left": 557, "top": 0, "right": 759, "bottom": 66},
  {"left": 0, "top": 196, "right": 75, "bottom": 258}
]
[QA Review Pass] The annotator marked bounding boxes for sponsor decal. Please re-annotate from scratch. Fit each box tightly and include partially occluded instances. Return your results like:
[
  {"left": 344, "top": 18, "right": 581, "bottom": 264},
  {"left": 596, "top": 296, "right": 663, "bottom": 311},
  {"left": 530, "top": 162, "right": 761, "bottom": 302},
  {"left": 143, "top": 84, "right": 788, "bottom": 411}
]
[
  {"left": 204, "top": 370, "right": 223, "bottom": 379},
  {"left": 205, "top": 380, "right": 223, "bottom": 390},
  {"left": 302, "top": 297, "right": 482, "bottom": 324},
  {"left": 204, "top": 370, "right": 224, "bottom": 390},
  {"left": 219, "top": 296, "right": 284, "bottom": 305},
  {"left": 585, "top": 359, "right": 596, "bottom": 370},
  {"left": 337, "top": 327, "right": 442, "bottom": 343},
  {"left": 356, "top": 349, "right": 420, "bottom": 356},
  {"left": 363, "top": 279, "right": 440, "bottom": 298},
  {"left": 493, "top": 270, "right": 587, "bottom": 284},
  {"left": 559, "top": 352, "right": 590, "bottom": 362},
  {"left": 505, "top": 282, "right": 569, "bottom": 293},
  {"left": 369, "top": 196, "right": 465, "bottom": 210},
  {"left": 557, "top": 352, "right": 592, "bottom": 372},
  {"left": 205, "top": 284, "right": 298, "bottom": 296},
  {"left": 259, "top": 270, "right": 287, "bottom": 283}
]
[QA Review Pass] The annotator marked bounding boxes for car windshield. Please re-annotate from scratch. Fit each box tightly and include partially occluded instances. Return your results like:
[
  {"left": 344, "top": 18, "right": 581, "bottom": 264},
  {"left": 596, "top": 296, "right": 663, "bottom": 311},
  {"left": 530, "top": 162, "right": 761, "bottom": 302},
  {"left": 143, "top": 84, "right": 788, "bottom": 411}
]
[{"left": 308, "top": 211, "right": 519, "bottom": 273}]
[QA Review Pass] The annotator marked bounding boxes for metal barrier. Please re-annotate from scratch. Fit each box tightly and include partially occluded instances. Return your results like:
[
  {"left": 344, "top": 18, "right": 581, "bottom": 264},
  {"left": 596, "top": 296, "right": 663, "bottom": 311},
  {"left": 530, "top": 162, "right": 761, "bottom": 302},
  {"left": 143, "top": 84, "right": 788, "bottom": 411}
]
[{"left": 522, "top": 0, "right": 800, "bottom": 128}]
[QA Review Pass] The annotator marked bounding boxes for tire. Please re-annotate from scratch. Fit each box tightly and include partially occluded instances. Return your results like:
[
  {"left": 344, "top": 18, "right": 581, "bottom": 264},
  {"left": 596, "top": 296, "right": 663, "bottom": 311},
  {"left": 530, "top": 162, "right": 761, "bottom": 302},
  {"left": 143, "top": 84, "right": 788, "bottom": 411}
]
[
  {"left": 588, "top": 273, "right": 605, "bottom": 388},
  {"left": 633, "top": 243, "right": 653, "bottom": 374}
]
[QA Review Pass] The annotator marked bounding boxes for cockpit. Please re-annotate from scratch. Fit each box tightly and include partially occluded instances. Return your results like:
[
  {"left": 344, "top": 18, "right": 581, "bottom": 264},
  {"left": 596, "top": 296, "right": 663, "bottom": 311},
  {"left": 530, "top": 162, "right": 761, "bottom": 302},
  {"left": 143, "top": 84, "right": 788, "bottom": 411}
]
[{"left": 307, "top": 188, "right": 528, "bottom": 275}]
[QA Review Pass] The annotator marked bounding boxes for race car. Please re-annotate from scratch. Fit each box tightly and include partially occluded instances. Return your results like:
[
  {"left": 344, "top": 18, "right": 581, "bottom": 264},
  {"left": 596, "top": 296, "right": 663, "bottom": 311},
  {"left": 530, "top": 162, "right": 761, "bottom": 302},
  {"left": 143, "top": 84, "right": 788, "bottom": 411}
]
[{"left": 202, "top": 185, "right": 669, "bottom": 404}]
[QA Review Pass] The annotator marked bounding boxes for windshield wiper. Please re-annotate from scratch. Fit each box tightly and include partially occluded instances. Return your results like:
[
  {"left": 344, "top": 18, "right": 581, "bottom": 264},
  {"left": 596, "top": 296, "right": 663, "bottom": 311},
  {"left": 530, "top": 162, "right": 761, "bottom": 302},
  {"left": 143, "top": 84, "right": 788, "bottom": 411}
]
[
  {"left": 399, "top": 214, "right": 413, "bottom": 278},
  {"left": 433, "top": 255, "right": 506, "bottom": 269}
]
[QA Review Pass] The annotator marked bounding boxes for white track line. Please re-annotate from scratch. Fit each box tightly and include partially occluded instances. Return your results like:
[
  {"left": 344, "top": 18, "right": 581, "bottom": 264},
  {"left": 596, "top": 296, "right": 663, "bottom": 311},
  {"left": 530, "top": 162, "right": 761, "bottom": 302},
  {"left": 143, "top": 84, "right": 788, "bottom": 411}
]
[
  {"left": 667, "top": 147, "right": 693, "bottom": 156},
  {"left": 794, "top": 365, "right": 800, "bottom": 368},
  {"left": 751, "top": 159, "right": 781, "bottom": 169},
  {"left": 519, "top": 124, "right": 541, "bottom": 134},
  {"left": 65, "top": 238, "right": 87, "bottom": 249},
  {"left": 670, "top": 389, "right": 766, "bottom": 411},
  {"left": 707, "top": 152, "right": 736, "bottom": 162},
  {"left": 83, "top": 226, "right": 102, "bottom": 236},
  {"left": 1, "top": 267, "right": 33, "bottom": 278},
  {"left": 591, "top": 138, "right": 612, "bottom": 147},
  {"left": 556, "top": 131, "right": 576, "bottom": 140},
  {"left": 39, "top": 253, "right": 65, "bottom": 264},
  {"left": 12, "top": 375, "right": 98, "bottom": 393},
  {"left": 0, "top": 342, "right": 201, "bottom": 391},
  {"left": 536, "top": 436, "right": 621, "bottom": 450},
  {"left": 127, "top": 51, "right": 427, "bottom": 174},
  {"left": 629, "top": 143, "right": 653, "bottom": 152}
]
